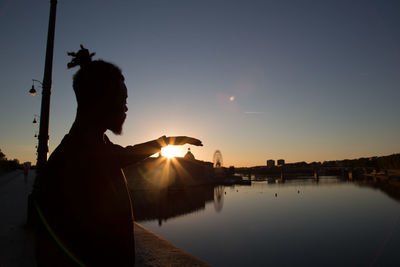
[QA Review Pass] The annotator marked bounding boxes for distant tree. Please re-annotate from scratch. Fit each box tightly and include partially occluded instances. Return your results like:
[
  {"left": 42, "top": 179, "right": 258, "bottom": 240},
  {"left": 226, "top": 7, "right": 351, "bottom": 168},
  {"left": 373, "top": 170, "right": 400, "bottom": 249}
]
[
  {"left": 0, "top": 149, "right": 6, "bottom": 161},
  {"left": 6, "top": 159, "right": 20, "bottom": 170},
  {"left": 0, "top": 150, "right": 21, "bottom": 171},
  {"left": 377, "top": 154, "right": 400, "bottom": 169},
  {"left": 228, "top": 166, "right": 235, "bottom": 175}
]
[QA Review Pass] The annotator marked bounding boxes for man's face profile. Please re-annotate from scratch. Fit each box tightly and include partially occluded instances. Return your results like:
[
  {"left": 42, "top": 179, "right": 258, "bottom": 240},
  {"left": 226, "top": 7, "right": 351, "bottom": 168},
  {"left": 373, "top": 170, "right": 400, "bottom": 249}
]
[
  {"left": 106, "top": 79, "right": 128, "bottom": 135},
  {"left": 70, "top": 55, "right": 128, "bottom": 136}
]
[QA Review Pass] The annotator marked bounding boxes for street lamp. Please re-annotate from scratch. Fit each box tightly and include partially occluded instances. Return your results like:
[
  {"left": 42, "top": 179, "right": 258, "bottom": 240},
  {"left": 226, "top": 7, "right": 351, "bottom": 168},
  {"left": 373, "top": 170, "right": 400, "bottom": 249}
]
[
  {"left": 30, "top": 80, "right": 41, "bottom": 126},
  {"left": 29, "top": 79, "right": 43, "bottom": 97},
  {"left": 29, "top": 86, "right": 36, "bottom": 96},
  {"left": 32, "top": 114, "right": 39, "bottom": 125},
  {"left": 31, "top": 114, "right": 39, "bottom": 152}
]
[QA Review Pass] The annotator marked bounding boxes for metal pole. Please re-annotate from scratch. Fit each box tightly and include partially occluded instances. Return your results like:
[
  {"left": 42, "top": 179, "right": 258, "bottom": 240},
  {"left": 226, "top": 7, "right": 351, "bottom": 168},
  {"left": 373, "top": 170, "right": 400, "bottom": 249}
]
[
  {"left": 37, "top": 0, "right": 58, "bottom": 172},
  {"left": 28, "top": 0, "right": 58, "bottom": 226}
]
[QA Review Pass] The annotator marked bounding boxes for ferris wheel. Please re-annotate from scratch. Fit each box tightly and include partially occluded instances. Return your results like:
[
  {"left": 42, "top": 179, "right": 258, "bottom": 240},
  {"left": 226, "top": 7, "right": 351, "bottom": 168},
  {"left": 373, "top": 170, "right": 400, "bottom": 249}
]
[{"left": 213, "top": 150, "right": 223, "bottom": 168}]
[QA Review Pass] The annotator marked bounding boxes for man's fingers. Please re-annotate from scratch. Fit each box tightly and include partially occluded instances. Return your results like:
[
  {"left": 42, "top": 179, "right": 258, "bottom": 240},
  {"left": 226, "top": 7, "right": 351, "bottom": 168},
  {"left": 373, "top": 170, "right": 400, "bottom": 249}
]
[
  {"left": 156, "top": 136, "right": 168, "bottom": 148},
  {"left": 165, "top": 136, "right": 203, "bottom": 146},
  {"left": 188, "top": 138, "right": 203, "bottom": 146}
]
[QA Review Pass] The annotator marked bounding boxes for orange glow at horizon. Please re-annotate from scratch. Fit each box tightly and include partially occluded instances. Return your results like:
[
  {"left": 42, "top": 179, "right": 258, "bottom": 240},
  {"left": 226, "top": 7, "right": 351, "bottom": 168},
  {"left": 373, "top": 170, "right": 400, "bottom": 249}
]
[{"left": 161, "top": 145, "right": 183, "bottom": 158}]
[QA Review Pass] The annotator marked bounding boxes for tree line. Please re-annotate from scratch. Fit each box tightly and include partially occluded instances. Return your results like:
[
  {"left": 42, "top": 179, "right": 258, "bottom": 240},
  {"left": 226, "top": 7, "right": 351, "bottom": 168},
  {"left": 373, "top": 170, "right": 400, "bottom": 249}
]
[
  {"left": 320, "top": 154, "right": 400, "bottom": 169},
  {"left": 0, "top": 149, "right": 21, "bottom": 172}
]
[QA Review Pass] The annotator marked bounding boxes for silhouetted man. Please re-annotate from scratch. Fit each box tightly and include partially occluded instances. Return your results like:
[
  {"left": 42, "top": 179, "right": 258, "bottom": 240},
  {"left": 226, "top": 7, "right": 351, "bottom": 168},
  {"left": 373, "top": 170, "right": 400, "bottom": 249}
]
[{"left": 35, "top": 45, "right": 202, "bottom": 266}]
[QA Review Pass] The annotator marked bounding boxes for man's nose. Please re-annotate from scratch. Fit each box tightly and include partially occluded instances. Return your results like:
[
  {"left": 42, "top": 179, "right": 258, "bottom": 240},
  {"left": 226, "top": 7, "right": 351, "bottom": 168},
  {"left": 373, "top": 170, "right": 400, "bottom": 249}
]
[{"left": 125, "top": 105, "right": 128, "bottom": 112}]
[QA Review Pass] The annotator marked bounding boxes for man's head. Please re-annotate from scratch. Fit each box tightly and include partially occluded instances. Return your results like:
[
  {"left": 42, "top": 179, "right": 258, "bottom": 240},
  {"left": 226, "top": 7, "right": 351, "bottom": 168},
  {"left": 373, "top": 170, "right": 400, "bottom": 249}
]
[{"left": 69, "top": 47, "right": 128, "bottom": 135}]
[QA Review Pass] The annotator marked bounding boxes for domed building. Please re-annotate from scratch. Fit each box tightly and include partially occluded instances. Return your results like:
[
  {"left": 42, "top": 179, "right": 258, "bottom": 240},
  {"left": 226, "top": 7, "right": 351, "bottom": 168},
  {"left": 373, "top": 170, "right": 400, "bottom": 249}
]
[
  {"left": 184, "top": 148, "right": 195, "bottom": 161},
  {"left": 125, "top": 146, "right": 214, "bottom": 188}
]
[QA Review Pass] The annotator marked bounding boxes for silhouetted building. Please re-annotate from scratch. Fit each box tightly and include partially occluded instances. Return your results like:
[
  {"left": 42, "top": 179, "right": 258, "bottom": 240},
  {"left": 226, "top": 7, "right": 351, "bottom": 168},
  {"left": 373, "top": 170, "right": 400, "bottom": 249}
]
[
  {"left": 266, "top": 159, "right": 275, "bottom": 168},
  {"left": 277, "top": 159, "right": 285, "bottom": 166},
  {"left": 184, "top": 148, "right": 195, "bottom": 160},
  {"left": 124, "top": 151, "right": 214, "bottom": 188}
]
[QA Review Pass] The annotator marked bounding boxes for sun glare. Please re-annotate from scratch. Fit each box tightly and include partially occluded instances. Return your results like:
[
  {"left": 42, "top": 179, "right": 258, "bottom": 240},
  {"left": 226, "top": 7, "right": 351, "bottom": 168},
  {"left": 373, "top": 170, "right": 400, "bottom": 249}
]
[{"left": 161, "top": 145, "right": 182, "bottom": 158}]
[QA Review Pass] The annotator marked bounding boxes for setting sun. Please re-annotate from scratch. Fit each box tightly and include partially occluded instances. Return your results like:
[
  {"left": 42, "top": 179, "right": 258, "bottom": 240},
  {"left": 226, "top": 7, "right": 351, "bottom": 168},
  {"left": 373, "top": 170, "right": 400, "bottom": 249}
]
[{"left": 161, "top": 145, "right": 182, "bottom": 158}]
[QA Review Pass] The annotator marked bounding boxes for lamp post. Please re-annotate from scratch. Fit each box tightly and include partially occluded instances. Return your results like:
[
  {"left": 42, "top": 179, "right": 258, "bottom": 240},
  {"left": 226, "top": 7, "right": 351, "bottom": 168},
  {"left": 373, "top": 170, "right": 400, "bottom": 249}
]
[
  {"left": 36, "top": 0, "right": 58, "bottom": 172},
  {"left": 27, "top": 0, "right": 58, "bottom": 226}
]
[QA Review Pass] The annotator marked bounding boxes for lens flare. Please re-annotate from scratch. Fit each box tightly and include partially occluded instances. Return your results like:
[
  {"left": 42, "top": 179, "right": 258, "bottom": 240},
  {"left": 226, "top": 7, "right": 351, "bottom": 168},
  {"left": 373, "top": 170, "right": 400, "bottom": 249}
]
[{"left": 161, "top": 145, "right": 181, "bottom": 158}]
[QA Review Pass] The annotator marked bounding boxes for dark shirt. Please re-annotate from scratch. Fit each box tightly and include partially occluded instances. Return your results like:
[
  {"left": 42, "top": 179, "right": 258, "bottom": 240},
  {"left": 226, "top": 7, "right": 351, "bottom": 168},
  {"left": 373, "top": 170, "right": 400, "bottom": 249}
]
[{"left": 36, "top": 131, "right": 136, "bottom": 266}]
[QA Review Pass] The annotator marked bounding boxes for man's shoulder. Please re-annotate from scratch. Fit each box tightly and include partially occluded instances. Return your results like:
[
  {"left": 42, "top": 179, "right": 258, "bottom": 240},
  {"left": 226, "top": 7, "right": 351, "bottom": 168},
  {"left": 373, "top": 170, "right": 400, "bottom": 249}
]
[
  {"left": 49, "top": 133, "right": 97, "bottom": 157},
  {"left": 47, "top": 133, "right": 109, "bottom": 170},
  {"left": 48, "top": 134, "right": 87, "bottom": 168},
  {"left": 42, "top": 134, "right": 97, "bottom": 189},
  {"left": 48, "top": 134, "right": 75, "bottom": 161}
]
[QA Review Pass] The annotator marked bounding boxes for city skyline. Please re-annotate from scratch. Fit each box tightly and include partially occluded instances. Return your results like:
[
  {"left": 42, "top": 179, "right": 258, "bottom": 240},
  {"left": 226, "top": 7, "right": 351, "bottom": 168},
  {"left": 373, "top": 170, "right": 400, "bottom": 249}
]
[{"left": 1, "top": 0, "right": 400, "bottom": 167}]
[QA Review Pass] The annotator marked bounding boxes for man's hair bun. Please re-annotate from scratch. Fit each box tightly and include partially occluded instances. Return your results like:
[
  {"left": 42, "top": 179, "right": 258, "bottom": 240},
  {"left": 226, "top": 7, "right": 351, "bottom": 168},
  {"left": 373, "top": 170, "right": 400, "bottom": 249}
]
[{"left": 67, "top": 44, "right": 96, "bottom": 69}]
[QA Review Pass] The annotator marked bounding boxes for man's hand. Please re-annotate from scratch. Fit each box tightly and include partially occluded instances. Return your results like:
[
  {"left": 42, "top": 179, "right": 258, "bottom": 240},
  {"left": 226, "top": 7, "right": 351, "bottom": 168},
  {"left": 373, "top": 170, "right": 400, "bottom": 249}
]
[
  {"left": 157, "top": 136, "right": 203, "bottom": 147},
  {"left": 121, "top": 136, "right": 203, "bottom": 167}
]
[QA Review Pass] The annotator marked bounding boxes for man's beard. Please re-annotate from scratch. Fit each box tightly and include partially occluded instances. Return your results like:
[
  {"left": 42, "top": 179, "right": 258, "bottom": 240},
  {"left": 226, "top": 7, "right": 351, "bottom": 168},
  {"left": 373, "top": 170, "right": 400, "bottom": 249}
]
[
  {"left": 110, "top": 125, "right": 123, "bottom": 135},
  {"left": 109, "top": 115, "right": 126, "bottom": 135}
]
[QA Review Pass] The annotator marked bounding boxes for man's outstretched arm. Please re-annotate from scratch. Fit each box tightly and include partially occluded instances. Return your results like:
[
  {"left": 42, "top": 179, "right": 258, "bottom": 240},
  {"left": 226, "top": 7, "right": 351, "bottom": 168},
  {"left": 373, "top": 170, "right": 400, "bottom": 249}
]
[{"left": 106, "top": 135, "right": 202, "bottom": 167}]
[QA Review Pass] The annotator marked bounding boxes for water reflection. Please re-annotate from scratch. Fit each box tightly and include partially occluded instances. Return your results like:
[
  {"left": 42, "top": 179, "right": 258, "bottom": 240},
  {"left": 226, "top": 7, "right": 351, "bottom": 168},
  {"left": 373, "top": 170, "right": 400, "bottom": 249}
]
[
  {"left": 132, "top": 176, "right": 400, "bottom": 266},
  {"left": 132, "top": 176, "right": 400, "bottom": 225},
  {"left": 132, "top": 185, "right": 225, "bottom": 225},
  {"left": 354, "top": 179, "right": 400, "bottom": 203},
  {"left": 213, "top": 185, "right": 224, "bottom": 213}
]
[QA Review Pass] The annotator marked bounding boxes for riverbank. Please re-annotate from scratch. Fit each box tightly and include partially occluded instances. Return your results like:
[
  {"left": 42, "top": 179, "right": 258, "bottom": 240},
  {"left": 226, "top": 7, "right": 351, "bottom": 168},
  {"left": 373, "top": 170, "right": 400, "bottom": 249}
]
[
  {"left": 135, "top": 223, "right": 210, "bottom": 267},
  {"left": 354, "top": 170, "right": 400, "bottom": 202}
]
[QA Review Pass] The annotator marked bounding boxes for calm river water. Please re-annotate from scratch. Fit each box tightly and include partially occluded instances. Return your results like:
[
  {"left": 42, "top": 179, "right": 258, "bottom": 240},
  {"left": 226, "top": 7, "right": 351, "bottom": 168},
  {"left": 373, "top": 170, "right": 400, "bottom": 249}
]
[{"left": 135, "top": 177, "right": 400, "bottom": 266}]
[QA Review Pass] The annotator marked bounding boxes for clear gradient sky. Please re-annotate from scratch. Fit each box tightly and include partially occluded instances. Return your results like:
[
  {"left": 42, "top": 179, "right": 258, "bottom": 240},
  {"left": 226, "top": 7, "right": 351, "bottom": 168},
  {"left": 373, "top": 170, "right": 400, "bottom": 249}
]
[{"left": 1, "top": 0, "right": 399, "bottom": 167}]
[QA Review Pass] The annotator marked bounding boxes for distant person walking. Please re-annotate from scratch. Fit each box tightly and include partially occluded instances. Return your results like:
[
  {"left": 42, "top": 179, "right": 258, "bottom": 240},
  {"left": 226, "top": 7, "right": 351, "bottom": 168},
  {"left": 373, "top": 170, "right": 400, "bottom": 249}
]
[
  {"left": 34, "top": 45, "right": 202, "bottom": 266},
  {"left": 23, "top": 163, "right": 29, "bottom": 183}
]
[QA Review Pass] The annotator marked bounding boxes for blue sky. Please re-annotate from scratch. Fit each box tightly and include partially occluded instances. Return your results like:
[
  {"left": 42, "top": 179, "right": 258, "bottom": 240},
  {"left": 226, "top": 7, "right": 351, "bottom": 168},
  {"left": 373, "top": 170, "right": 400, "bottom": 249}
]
[{"left": 1, "top": 0, "right": 399, "bottom": 167}]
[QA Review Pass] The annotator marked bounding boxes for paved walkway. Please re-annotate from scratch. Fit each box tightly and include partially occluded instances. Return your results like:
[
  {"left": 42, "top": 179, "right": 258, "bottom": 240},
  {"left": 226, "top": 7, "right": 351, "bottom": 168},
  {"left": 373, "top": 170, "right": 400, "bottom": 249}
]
[
  {"left": 0, "top": 170, "right": 210, "bottom": 267},
  {"left": 0, "top": 170, "right": 36, "bottom": 267}
]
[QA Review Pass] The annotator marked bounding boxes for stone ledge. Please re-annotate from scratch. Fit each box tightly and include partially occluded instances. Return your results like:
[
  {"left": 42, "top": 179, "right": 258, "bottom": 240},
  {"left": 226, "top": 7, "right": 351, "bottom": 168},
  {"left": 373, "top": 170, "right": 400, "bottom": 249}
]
[{"left": 134, "top": 223, "right": 211, "bottom": 267}]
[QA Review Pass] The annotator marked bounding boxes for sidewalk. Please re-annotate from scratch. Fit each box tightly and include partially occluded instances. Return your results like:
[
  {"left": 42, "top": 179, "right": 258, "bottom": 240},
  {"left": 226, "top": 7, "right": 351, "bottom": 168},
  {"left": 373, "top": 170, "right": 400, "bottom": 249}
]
[
  {"left": 0, "top": 170, "right": 210, "bottom": 267},
  {"left": 0, "top": 170, "right": 36, "bottom": 267}
]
